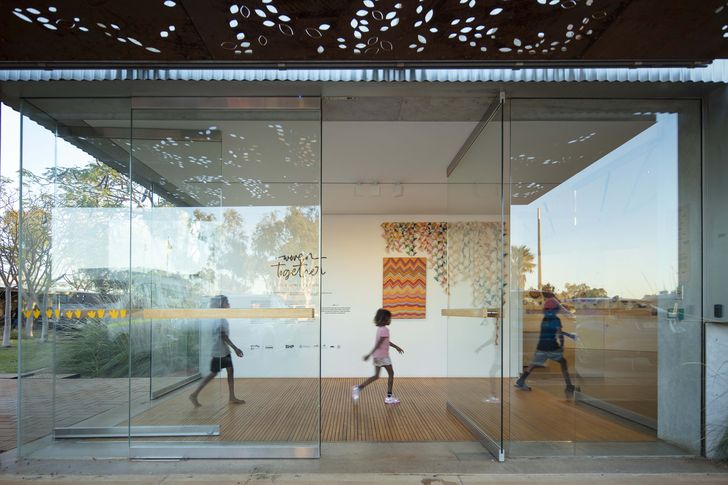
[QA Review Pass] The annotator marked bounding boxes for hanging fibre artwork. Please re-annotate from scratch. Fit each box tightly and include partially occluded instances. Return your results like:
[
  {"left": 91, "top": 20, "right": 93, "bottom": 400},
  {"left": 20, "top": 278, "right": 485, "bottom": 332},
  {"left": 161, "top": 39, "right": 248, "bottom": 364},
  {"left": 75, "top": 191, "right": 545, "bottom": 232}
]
[
  {"left": 382, "top": 222, "right": 448, "bottom": 287},
  {"left": 381, "top": 221, "right": 504, "bottom": 307},
  {"left": 448, "top": 221, "right": 503, "bottom": 308}
]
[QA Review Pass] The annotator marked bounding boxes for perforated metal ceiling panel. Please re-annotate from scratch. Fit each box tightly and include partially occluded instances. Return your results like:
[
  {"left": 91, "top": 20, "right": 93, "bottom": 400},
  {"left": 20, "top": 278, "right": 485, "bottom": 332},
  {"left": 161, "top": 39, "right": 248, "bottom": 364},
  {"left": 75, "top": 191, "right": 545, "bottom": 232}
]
[{"left": 1, "top": 0, "right": 727, "bottom": 66}]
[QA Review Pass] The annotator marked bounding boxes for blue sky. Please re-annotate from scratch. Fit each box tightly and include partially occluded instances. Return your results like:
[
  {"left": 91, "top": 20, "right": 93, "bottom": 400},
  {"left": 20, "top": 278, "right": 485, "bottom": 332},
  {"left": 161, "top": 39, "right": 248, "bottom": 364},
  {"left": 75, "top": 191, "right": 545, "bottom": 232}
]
[
  {"left": 2, "top": 103, "right": 94, "bottom": 184},
  {"left": 511, "top": 114, "right": 678, "bottom": 299}
]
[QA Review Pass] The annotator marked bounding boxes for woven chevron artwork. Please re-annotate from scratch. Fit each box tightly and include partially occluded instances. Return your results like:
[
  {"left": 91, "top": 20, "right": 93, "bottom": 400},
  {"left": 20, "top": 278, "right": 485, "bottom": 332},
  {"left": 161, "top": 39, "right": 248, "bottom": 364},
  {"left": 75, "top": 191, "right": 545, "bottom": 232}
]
[{"left": 383, "top": 257, "right": 427, "bottom": 319}]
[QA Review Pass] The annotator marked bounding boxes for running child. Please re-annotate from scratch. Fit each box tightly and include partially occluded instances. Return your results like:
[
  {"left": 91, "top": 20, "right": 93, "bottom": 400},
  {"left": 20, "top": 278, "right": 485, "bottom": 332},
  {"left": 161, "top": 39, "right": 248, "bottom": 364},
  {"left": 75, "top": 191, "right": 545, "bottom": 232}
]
[
  {"left": 514, "top": 296, "right": 577, "bottom": 394},
  {"left": 351, "top": 308, "right": 404, "bottom": 404}
]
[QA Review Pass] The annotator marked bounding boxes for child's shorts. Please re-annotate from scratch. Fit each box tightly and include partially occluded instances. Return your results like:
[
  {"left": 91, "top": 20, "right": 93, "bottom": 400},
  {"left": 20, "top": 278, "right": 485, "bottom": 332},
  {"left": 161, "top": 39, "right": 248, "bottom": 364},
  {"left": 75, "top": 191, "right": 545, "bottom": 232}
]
[
  {"left": 373, "top": 356, "right": 392, "bottom": 367},
  {"left": 211, "top": 355, "right": 233, "bottom": 373},
  {"left": 531, "top": 350, "right": 564, "bottom": 367}
]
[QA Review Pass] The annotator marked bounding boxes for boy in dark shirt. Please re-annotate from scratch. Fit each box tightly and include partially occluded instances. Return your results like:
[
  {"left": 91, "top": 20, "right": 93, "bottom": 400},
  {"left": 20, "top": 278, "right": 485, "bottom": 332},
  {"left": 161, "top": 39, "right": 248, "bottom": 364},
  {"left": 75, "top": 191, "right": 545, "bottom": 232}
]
[
  {"left": 514, "top": 297, "right": 576, "bottom": 394},
  {"left": 189, "top": 295, "right": 245, "bottom": 407}
]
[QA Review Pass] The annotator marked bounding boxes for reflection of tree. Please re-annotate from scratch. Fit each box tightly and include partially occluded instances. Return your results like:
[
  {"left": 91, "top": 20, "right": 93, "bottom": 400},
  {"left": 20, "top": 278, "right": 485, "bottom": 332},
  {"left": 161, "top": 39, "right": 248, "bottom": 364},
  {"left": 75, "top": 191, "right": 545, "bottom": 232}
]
[
  {"left": 541, "top": 282, "right": 556, "bottom": 294},
  {"left": 9, "top": 161, "right": 166, "bottom": 342},
  {"left": 0, "top": 178, "right": 19, "bottom": 347},
  {"left": 25, "top": 163, "right": 152, "bottom": 341},
  {"left": 559, "top": 282, "right": 609, "bottom": 300},
  {"left": 20, "top": 209, "right": 52, "bottom": 341},
  {"left": 62, "top": 271, "right": 97, "bottom": 293},
  {"left": 525, "top": 282, "right": 610, "bottom": 301},
  {"left": 252, "top": 207, "right": 319, "bottom": 308},
  {"left": 65, "top": 268, "right": 128, "bottom": 301},
  {"left": 511, "top": 245, "right": 535, "bottom": 290},
  {"left": 13, "top": 170, "right": 62, "bottom": 341},
  {"left": 187, "top": 208, "right": 253, "bottom": 295},
  {"left": 185, "top": 208, "right": 216, "bottom": 297},
  {"left": 210, "top": 209, "right": 252, "bottom": 294},
  {"left": 45, "top": 161, "right": 166, "bottom": 208},
  {"left": 51, "top": 160, "right": 165, "bottom": 305}
]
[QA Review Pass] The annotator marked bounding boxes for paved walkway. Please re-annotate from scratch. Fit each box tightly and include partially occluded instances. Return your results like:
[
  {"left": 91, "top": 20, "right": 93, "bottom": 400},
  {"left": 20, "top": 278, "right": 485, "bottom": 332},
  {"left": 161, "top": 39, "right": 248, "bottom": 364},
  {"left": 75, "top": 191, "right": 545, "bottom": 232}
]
[
  {"left": 1, "top": 439, "right": 727, "bottom": 484},
  {"left": 0, "top": 473, "right": 727, "bottom": 484}
]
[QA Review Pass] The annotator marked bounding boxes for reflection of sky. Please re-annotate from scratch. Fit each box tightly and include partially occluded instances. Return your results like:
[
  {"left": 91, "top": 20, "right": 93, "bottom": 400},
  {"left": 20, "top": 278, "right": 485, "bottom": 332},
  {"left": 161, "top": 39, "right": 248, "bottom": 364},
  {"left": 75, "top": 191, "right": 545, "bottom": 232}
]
[
  {"left": 511, "top": 114, "right": 678, "bottom": 299},
  {"left": 0, "top": 104, "right": 20, "bottom": 181},
  {"left": 1, "top": 103, "right": 93, "bottom": 184},
  {"left": 51, "top": 205, "right": 311, "bottom": 306},
  {"left": 1, "top": 104, "right": 308, "bottom": 295},
  {"left": 53, "top": 205, "right": 290, "bottom": 292}
]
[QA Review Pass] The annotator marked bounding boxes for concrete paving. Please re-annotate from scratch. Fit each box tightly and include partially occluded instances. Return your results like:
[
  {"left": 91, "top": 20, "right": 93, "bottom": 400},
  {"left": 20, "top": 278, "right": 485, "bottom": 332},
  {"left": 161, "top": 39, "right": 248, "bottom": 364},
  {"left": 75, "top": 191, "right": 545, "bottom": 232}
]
[
  {"left": 4, "top": 444, "right": 724, "bottom": 484},
  {"left": 1, "top": 473, "right": 728, "bottom": 484},
  {"left": 1, "top": 441, "right": 727, "bottom": 484}
]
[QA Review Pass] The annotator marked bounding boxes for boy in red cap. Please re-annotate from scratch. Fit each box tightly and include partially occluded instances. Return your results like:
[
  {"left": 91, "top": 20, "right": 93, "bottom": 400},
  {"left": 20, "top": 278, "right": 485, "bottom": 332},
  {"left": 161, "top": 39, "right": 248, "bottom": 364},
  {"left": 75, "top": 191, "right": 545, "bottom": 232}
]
[{"left": 515, "top": 296, "right": 576, "bottom": 394}]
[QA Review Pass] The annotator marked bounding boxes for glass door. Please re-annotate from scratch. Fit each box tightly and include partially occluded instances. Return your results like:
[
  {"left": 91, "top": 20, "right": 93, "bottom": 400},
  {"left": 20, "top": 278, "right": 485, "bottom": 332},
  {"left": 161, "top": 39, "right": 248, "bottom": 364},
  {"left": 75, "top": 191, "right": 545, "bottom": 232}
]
[
  {"left": 507, "top": 98, "right": 702, "bottom": 457},
  {"left": 445, "top": 95, "right": 506, "bottom": 461},
  {"left": 128, "top": 97, "right": 322, "bottom": 458}
]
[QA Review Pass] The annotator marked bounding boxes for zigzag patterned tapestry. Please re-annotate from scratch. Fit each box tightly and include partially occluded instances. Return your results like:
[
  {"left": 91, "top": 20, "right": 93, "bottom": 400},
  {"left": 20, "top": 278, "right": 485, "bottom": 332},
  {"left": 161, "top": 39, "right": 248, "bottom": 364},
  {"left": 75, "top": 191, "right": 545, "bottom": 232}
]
[{"left": 383, "top": 257, "right": 427, "bottom": 319}]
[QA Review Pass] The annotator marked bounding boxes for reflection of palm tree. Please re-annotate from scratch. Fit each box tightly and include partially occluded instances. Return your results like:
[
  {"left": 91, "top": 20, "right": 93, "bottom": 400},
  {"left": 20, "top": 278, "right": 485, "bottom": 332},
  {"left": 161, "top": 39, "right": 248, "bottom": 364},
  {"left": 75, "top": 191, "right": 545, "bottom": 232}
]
[{"left": 511, "top": 245, "right": 535, "bottom": 290}]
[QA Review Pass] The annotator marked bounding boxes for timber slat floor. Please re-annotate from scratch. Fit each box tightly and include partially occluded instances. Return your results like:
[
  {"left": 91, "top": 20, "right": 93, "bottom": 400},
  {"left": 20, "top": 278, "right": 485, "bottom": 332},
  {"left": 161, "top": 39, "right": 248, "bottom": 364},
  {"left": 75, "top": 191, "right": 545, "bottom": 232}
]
[
  {"left": 127, "top": 378, "right": 655, "bottom": 443},
  {"left": 448, "top": 378, "right": 654, "bottom": 442},
  {"left": 129, "top": 378, "right": 474, "bottom": 442}
]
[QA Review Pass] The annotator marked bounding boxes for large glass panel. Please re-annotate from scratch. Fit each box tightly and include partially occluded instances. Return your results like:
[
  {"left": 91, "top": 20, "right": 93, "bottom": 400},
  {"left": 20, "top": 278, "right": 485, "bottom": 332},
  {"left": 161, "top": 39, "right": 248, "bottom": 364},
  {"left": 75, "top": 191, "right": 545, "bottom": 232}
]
[
  {"left": 508, "top": 99, "right": 702, "bottom": 456},
  {"left": 128, "top": 98, "right": 321, "bottom": 458},
  {"left": 17, "top": 101, "right": 57, "bottom": 456},
  {"left": 319, "top": 96, "right": 504, "bottom": 453},
  {"left": 18, "top": 98, "right": 133, "bottom": 458},
  {"left": 445, "top": 100, "right": 505, "bottom": 461}
]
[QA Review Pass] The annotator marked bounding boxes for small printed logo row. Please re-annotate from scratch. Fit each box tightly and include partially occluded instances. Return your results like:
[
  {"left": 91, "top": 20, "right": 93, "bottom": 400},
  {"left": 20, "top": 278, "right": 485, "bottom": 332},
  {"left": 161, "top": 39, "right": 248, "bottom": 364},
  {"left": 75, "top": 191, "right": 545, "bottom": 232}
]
[{"left": 248, "top": 344, "right": 342, "bottom": 350}]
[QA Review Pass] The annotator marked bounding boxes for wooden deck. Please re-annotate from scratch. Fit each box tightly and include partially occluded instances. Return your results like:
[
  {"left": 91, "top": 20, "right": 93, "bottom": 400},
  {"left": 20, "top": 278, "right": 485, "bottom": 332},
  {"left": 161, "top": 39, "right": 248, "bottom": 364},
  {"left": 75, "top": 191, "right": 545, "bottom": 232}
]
[
  {"left": 323, "top": 378, "right": 474, "bottom": 441},
  {"left": 0, "top": 379, "right": 15, "bottom": 452},
  {"left": 129, "top": 378, "right": 474, "bottom": 442},
  {"left": 128, "top": 377, "right": 655, "bottom": 443},
  {"left": 448, "top": 378, "right": 654, "bottom": 442},
  {"left": 1, "top": 377, "right": 656, "bottom": 451}
]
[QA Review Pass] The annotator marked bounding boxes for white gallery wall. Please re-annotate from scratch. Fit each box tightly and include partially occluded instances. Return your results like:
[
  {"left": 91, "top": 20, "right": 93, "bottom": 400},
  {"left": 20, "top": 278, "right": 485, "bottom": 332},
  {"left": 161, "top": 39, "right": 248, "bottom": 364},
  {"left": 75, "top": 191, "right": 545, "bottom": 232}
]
[{"left": 321, "top": 213, "right": 503, "bottom": 378}]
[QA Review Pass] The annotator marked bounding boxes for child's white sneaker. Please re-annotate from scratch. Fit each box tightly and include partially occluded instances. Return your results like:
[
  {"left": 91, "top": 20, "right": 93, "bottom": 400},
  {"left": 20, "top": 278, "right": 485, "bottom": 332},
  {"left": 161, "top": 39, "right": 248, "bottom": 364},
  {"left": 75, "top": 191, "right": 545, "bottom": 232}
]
[
  {"left": 384, "top": 395, "right": 400, "bottom": 404},
  {"left": 351, "top": 386, "right": 360, "bottom": 401}
]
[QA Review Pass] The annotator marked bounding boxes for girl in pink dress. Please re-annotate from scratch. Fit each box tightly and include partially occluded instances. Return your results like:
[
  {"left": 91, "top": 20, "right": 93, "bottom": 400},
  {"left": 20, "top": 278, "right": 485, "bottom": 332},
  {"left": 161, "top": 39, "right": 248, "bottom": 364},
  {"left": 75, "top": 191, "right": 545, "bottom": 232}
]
[{"left": 351, "top": 308, "right": 404, "bottom": 404}]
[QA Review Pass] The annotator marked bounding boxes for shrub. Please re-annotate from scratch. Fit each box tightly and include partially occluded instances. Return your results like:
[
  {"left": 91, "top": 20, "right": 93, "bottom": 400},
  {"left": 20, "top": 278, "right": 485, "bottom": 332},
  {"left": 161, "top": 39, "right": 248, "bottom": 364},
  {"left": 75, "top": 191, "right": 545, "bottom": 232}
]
[{"left": 56, "top": 318, "right": 200, "bottom": 378}]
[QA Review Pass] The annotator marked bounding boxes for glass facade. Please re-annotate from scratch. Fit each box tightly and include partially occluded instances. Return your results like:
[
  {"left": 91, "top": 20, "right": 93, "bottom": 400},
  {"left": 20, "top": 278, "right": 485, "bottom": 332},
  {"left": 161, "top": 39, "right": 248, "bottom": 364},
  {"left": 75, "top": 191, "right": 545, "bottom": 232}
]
[
  {"left": 445, "top": 99, "right": 506, "bottom": 460},
  {"left": 12, "top": 91, "right": 704, "bottom": 460},
  {"left": 17, "top": 97, "right": 322, "bottom": 458},
  {"left": 507, "top": 99, "right": 702, "bottom": 456}
]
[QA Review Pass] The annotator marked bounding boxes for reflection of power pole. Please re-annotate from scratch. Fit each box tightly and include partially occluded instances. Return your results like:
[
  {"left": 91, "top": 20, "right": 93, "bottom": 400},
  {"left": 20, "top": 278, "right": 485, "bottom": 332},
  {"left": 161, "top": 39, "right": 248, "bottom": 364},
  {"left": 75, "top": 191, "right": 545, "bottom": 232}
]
[{"left": 537, "top": 208, "right": 542, "bottom": 290}]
